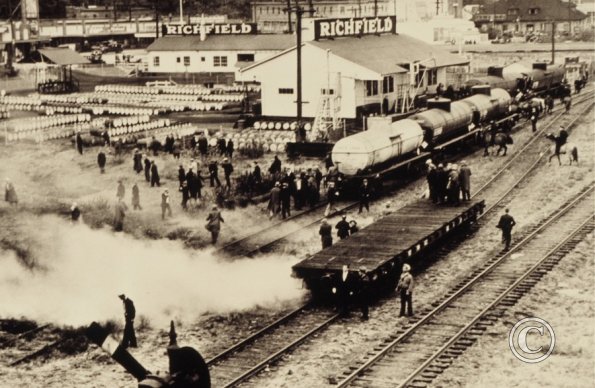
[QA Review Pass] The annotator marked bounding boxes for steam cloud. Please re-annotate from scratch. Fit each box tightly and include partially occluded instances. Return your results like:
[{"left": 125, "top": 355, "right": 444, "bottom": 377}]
[{"left": 0, "top": 215, "right": 305, "bottom": 327}]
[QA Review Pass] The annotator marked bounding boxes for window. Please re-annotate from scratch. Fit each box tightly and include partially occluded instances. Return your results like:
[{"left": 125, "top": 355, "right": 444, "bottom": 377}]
[
  {"left": 365, "top": 80, "right": 378, "bottom": 96},
  {"left": 279, "top": 88, "right": 294, "bottom": 94},
  {"left": 184, "top": 56, "right": 190, "bottom": 66},
  {"left": 153, "top": 56, "right": 160, "bottom": 67},
  {"left": 507, "top": 8, "right": 519, "bottom": 15},
  {"left": 201, "top": 57, "right": 205, "bottom": 62},
  {"left": 340, "top": 6, "right": 345, "bottom": 14},
  {"left": 213, "top": 56, "right": 228, "bottom": 67},
  {"left": 528, "top": 8, "right": 540, "bottom": 15},
  {"left": 427, "top": 69, "right": 438, "bottom": 86},
  {"left": 321, "top": 88, "right": 335, "bottom": 95},
  {"left": 176, "top": 57, "right": 181, "bottom": 63},
  {"left": 237, "top": 53, "right": 255, "bottom": 62},
  {"left": 382, "top": 76, "right": 394, "bottom": 93}
]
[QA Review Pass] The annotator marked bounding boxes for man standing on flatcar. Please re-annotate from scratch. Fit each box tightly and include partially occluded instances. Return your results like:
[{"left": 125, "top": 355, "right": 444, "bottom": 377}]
[
  {"left": 336, "top": 214, "right": 350, "bottom": 240},
  {"left": 496, "top": 208, "right": 516, "bottom": 251},
  {"left": 397, "top": 264, "right": 414, "bottom": 317},
  {"left": 459, "top": 161, "right": 472, "bottom": 201},
  {"left": 319, "top": 218, "right": 333, "bottom": 249},
  {"left": 426, "top": 160, "right": 437, "bottom": 203}
]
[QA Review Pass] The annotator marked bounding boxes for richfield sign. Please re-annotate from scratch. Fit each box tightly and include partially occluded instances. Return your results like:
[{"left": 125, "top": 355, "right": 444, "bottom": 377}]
[
  {"left": 163, "top": 23, "right": 257, "bottom": 36},
  {"left": 314, "top": 16, "right": 397, "bottom": 40}
]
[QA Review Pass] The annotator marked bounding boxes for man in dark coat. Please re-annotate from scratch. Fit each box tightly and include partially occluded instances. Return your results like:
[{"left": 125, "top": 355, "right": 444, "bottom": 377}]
[
  {"left": 178, "top": 165, "right": 186, "bottom": 188},
  {"left": 217, "top": 138, "right": 227, "bottom": 156},
  {"left": 144, "top": 157, "right": 151, "bottom": 182},
  {"left": 319, "top": 218, "right": 333, "bottom": 249},
  {"left": 280, "top": 182, "right": 291, "bottom": 219},
  {"left": 221, "top": 158, "right": 234, "bottom": 188},
  {"left": 435, "top": 164, "right": 448, "bottom": 204},
  {"left": 181, "top": 180, "right": 190, "bottom": 210},
  {"left": 269, "top": 155, "right": 282, "bottom": 175},
  {"left": 427, "top": 160, "right": 438, "bottom": 203},
  {"left": 253, "top": 162, "right": 262, "bottom": 184},
  {"left": 496, "top": 208, "right": 516, "bottom": 250},
  {"left": 349, "top": 220, "right": 359, "bottom": 235},
  {"left": 459, "top": 161, "right": 472, "bottom": 201},
  {"left": 150, "top": 161, "right": 160, "bottom": 187},
  {"left": 75, "top": 132, "right": 84, "bottom": 155},
  {"left": 71, "top": 202, "right": 81, "bottom": 222},
  {"left": 359, "top": 179, "right": 371, "bottom": 213},
  {"left": 356, "top": 266, "right": 370, "bottom": 320},
  {"left": 198, "top": 134, "right": 208, "bottom": 157},
  {"left": 208, "top": 160, "right": 221, "bottom": 187},
  {"left": 446, "top": 165, "right": 460, "bottom": 205},
  {"left": 205, "top": 205, "right": 224, "bottom": 244},
  {"left": 530, "top": 111, "right": 538, "bottom": 132},
  {"left": 226, "top": 139, "right": 234, "bottom": 158},
  {"left": 149, "top": 136, "right": 160, "bottom": 156},
  {"left": 186, "top": 168, "right": 197, "bottom": 201},
  {"left": 133, "top": 150, "right": 143, "bottom": 174},
  {"left": 335, "top": 264, "right": 357, "bottom": 317},
  {"left": 335, "top": 214, "right": 350, "bottom": 240},
  {"left": 118, "top": 294, "right": 137, "bottom": 348},
  {"left": 97, "top": 150, "right": 106, "bottom": 173}
]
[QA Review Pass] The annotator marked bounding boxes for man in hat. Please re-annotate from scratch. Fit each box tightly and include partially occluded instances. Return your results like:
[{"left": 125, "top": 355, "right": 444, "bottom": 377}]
[
  {"left": 97, "top": 149, "right": 107, "bottom": 174},
  {"left": 319, "top": 218, "right": 333, "bottom": 249},
  {"left": 359, "top": 179, "right": 371, "bottom": 213},
  {"left": 132, "top": 183, "right": 142, "bottom": 210},
  {"left": 206, "top": 205, "right": 224, "bottom": 244},
  {"left": 208, "top": 160, "right": 221, "bottom": 188},
  {"left": 335, "top": 264, "right": 357, "bottom": 317},
  {"left": 75, "top": 131, "right": 84, "bottom": 155},
  {"left": 221, "top": 158, "right": 234, "bottom": 188},
  {"left": 397, "top": 264, "right": 414, "bottom": 317},
  {"left": 459, "top": 161, "right": 472, "bottom": 201},
  {"left": 426, "top": 159, "right": 438, "bottom": 203},
  {"left": 280, "top": 182, "right": 291, "bottom": 219},
  {"left": 150, "top": 161, "right": 160, "bottom": 187},
  {"left": 118, "top": 294, "right": 137, "bottom": 348},
  {"left": 226, "top": 138, "right": 234, "bottom": 159},
  {"left": 268, "top": 182, "right": 281, "bottom": 219},
  {"left": 357, "top": 266, "right": 370, "bottom": 320},
  {"left": 144, "top": 157, "right": 151, "bottom": 182},
  {"left": 349, "top": 220, "right": 359, "bottom": 235},
  {"left": 269, "top": 155, "right": 282, "bottom": 176},
  {"left": 496, "top": 208, "right": 516, "bottom": 250},
  {"left": 178, "top": 165, "right": 186, "bottom": 189},
  {"left": 161, "top": 189, "right": 172, "bottom": 220},
  {"left": 117, "top": 180, "right": 125, "bottom": 201},
  {"left": 530, "top": 110, "right": 538, "bottom": 132},
  {"left": 335, "top": 214, "right": 350, "bottom": 240},
  {"left": 133, "top": 150, "right": 143, "bottom": 174}
]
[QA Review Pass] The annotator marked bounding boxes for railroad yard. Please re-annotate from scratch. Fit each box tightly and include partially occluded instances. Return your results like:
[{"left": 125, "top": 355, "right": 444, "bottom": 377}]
[{"left": 1, "top": 38, "right": 595, "bottom": 388}]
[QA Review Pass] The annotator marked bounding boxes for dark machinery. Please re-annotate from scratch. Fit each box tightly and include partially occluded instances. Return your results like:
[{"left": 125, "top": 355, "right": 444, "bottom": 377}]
[{"left": 86, "top": 321, "right": 210, "bottom": 388}]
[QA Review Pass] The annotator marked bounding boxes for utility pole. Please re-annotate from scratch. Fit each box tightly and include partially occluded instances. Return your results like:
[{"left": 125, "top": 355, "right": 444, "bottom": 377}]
[
  {"left": 307, "top": 0, "right": 315, "bottom": 17},
  {"left": 286, "top": 0, "right": 292, "bottom": 33},
  {"left": 284, "top": 2, "right": 307, "bottom": 141},
  {"left": 154, "top": 0, "right": 159, "bottom": 39},
  {"left": 374, "top": 0, "right": 378, "bottom": 17},
  {"left": 551, "top": 20, "right": 556, "bottom": 64},
  {"left": 6, "top": 0, "right": 17, "bottom": 76},
  {"left": 436, "top": 0, "right": 440, "bottom": 15}
]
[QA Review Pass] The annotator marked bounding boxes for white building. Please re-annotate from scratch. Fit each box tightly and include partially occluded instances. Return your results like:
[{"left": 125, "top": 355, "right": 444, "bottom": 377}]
[
  {"left": 238, "top": 21, "right": 469, "bottom": 120},
  {"left": 145, "top": 34, "right": 294, "bottom": 73}
]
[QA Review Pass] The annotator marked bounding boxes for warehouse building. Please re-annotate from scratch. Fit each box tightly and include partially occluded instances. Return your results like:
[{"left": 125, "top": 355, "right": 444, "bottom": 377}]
[
  {"left": 238, "top": 16, "right": 470, "bottom": 120},
  {"left": 145, "top": 26, "right": 294, "bottom": 74}
]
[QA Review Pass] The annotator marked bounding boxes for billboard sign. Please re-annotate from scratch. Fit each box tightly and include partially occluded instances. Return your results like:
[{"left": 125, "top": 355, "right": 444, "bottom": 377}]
[
  {"left": 314, "top": 16, "right": 397, "bottom": 40},
  {"left": 163, "top": 23, "right": 257, "bottom": 36}
]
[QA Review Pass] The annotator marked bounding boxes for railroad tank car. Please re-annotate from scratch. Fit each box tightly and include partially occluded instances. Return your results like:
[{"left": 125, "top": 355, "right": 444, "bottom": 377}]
[
  {"left": 331, "top": 119, "right": 424, "bottom": 176},
  {"left": 409, "top": 99, "right": 473, "bottom": 144},
  {"left": 465, "top": 66, "right": 520, "bottom": 94},
  {"left": 459, "top": 87, "right": 512, "bottom": 123},
  {"left": 529, "top": 63, "right": 565, "bottom": 93}
]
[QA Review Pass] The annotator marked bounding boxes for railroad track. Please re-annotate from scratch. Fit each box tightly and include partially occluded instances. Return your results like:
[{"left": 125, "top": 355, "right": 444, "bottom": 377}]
[
  {"left": 205, "top": 304, "right": 339, "bottom": 387},
  {"left": 336, "top": 184, "right": 594, "bottom": 387},
  {"left": 218, "top": 90, "right": 593, "bottom": 259}
]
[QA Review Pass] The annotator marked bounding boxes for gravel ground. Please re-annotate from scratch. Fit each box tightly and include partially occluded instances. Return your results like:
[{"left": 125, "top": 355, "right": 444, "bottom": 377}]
[{"left": 0, "top": 93, "right": 592, "bottom": 387}]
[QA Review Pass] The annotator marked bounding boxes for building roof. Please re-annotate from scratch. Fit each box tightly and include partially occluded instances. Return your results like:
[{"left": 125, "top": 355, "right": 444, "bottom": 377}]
[
  {"left": 147, "top": 34, "right": 296, "bottom": 52},
  {"left": 38, "top": 48, "right": 90, "bottom": 65},
  {"left": 473, "top": 0, "right": 587, "bottom": 23},
  {"left": 308, "top": 34, "right": 469, "bottom": 75}
]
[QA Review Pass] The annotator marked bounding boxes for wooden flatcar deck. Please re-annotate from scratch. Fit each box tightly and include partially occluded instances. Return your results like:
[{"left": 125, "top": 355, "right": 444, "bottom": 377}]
[{"left": 293, "top": 199, "right": 485, "bottom": 283}]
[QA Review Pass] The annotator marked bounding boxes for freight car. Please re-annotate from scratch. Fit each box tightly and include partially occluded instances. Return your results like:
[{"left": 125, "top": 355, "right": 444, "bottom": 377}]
[
  {"left": 330, "top": 86, "right": 517, "bottom": 195},
  {"left": 465, "top": 63, "right": 566, "bottom": 97}
]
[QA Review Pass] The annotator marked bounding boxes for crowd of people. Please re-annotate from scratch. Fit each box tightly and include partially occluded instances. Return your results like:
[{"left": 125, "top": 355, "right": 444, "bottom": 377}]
[{"left": 425, "top": 160, "right": 472, "bottom": 205}]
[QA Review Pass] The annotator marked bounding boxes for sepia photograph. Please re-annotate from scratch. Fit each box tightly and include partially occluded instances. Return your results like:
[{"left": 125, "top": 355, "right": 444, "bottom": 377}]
[{"left": 0, "top": 0, "right": 593, "bottom": 387}]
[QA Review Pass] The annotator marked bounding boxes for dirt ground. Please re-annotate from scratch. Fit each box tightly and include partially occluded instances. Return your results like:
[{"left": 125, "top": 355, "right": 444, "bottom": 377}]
[{"left": 0, "top": 90, "right": 593, "bottom": 387}]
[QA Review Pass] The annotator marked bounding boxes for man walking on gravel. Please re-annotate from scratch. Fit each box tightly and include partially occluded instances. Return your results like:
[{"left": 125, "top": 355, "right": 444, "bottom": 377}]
[
  {"left": 397, "top": 264, "right": 414, "bottom": 317},
  {"left": 119, "top": 294, "right": 137, "bottom": 349},
  {"left": 497, "top": 208, "right": 516, "bottom": 251}
]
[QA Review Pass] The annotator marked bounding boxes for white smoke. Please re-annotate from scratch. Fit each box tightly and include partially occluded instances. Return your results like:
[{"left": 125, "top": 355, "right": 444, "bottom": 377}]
[{"left": 0, "top": 215, "right": 306, "bottom": 327}]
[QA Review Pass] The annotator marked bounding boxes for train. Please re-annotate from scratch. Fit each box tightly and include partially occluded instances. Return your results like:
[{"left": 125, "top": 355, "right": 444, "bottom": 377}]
[
  {"left": 466, "top": 63, "right": 566, "bottom": 97},
  {"left": 330, "top": 86, "right": 515, "bottom": 194}
]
